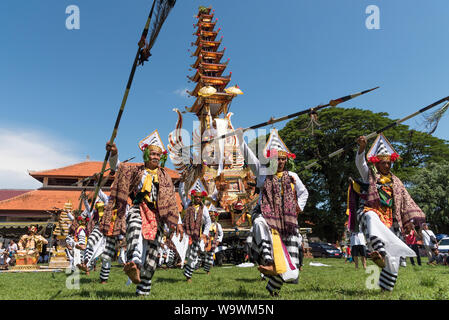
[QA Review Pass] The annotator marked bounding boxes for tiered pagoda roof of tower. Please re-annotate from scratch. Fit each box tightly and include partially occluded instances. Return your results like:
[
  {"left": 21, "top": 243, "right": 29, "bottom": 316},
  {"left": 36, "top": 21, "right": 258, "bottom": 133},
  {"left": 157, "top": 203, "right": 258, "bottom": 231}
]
[
  {"left": 186, "top": 6, "right": 239, "bottom": 116},
  {"left": 193, "top": 30, "right": 219, "bottom": 45},
  {"left": 192, "top": 50, "right": 225, "bottom": 68}
]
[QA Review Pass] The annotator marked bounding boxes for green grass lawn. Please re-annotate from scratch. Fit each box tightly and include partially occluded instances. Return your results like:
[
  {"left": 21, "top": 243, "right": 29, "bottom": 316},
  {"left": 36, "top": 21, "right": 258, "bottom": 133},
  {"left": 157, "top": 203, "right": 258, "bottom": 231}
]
[{"left": 1, "top": 257, "right": 449, "bottom": 300}]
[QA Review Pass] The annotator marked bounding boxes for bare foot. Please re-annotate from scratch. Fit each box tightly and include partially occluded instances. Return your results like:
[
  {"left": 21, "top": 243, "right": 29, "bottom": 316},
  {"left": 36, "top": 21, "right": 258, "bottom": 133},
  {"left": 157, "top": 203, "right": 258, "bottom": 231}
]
[
  {"left": 369, "top": 251, "right": 386, "bottom": 268},
  {"left": 77, "top": 263, "right": 89, "bottom": 273},
  {"left": 186, "top": 278, "right": 192, "bottom": 283},
  {"left": 258, "top": 264, "right": 278, "bottom": 276},
  {"left": 124, "top": 262, "right": 141, "bottom": 284}
]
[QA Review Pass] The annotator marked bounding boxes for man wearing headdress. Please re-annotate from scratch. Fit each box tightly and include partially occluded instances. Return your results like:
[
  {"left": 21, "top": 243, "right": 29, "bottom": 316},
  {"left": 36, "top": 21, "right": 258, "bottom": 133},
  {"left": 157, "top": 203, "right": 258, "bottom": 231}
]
[
  {"left": 236, "top": 128, "right": 308, "bottom": 296},
  {"left": 65, "top": 214, "right": 89, "bottom": 270},
  {"left": 104, "top": 129, "right": 184, "bottom": 296},
  {"left": 179, "top": 179, "right": 212, "bottom": 282},
  {"left": 353, "top": 134, "right": 425, "bottom": 291}
]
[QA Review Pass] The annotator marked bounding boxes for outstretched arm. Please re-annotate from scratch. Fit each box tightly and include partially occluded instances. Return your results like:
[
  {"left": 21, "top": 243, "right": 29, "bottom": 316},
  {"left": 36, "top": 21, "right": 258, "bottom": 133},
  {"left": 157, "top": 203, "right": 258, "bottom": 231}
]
[
  {"left": 202, "top": 206, "right": 211, "bottom": 237},
  {"left": 289, "top": 172, "right": 309, "bottom": 212},
  {"left": 83, "top": 198, "right": 91, "bottom": 215},
  {"left": 106, "top": 141, "right": 119, "bottom": 171},
  {"left": 236, "top": 129, "right": 262, "bottom": 177},
  {"left": 356, "top": 136, "right": 369, "bottom": 182},
  {"left": 97, "top": 188, "right": 109, "bottom": 204},
  {"left": 38, "top": 236, "right": 48, "bottom": 245},
  {"left": 216, "top": 223, "right": 224, "bottom": 243}
]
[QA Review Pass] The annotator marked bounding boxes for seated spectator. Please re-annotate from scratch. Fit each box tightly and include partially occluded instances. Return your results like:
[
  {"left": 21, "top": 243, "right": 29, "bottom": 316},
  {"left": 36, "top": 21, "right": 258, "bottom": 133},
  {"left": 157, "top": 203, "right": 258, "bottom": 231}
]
[
  {"left": 433, "top": 249, "right": 449, "bottom": 265},
  {"left": 7, "top": 240, "right": 18, "bottom": 255},
  {"left": 0, "top": 248, "right": 5, "bottom": 266}
]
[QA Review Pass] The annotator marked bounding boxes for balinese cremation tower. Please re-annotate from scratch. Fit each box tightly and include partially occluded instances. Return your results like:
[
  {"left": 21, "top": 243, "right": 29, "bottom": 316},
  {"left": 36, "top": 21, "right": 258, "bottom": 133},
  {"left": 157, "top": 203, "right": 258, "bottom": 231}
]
[{"left": 168, "top": 6, "right": 257, "bottom": 230}]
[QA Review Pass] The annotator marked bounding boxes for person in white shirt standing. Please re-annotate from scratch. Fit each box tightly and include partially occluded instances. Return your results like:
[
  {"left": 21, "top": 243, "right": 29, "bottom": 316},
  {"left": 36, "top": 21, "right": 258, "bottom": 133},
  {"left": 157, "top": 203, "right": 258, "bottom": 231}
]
[
  {"left": 350, "top": 231, "right": 367, "bottom": 269},
  {"left": 420, "top": 223, "right": 438, "bottom": 265}
]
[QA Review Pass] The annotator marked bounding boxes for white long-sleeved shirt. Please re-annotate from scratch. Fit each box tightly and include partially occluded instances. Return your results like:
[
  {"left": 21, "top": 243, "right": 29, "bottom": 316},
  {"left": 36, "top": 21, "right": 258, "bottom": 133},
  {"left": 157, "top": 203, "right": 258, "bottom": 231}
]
[
  {"left": 109, "top": 153, "right": 182, "bottom": 224},
  {"left": 422, "top": 229, "right": 436, "bottom": 247},
  {"left": 83, "top": 189, "right": 109, "bottom": 219},
  {"left": 238, "top": 140, "right": 309, "bottom": 211},
  {"left": 355, "top": 150, "right": 370, "bottom": 183}
]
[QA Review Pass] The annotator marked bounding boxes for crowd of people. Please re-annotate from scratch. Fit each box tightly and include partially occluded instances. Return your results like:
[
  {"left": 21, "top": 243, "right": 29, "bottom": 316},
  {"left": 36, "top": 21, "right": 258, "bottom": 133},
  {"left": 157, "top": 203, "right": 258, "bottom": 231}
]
[
  {"left": 0, "top": 128, "right": 444, "bottom": 298},
  {"left": 0, "top": 227, "right": 51, "bottom": 268}
]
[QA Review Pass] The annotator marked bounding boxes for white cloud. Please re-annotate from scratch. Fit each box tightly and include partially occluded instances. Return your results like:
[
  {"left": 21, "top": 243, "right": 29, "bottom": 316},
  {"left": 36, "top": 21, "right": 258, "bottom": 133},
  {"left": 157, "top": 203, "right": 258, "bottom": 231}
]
[
  {"left": 173, "top": 88, "right": 190, "bottom": 98},
  {"left": 0, "top": 128, "right": 82, "bottom": 189}
]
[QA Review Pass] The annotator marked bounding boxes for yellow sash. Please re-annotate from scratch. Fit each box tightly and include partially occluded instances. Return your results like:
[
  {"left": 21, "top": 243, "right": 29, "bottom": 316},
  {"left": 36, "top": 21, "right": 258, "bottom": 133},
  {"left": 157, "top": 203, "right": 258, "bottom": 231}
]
[
  {"left": 209, "top": 223, "right": 217, "bottom": 241},
  {"left": 379, "top": 174, "right": 392, "bottom": 185},
  {"left": 194, "top": 205, "right": 203, "bottom": 236},
  {"left": 271, "top": 229, "right": 287, "bottom": 274},
  {"left": 107, "top": 209, "right": 118, "bottom": 236},
  {"left": 141, "top": 168, "right": 159, "bottom": 206},
  {"left": 95, "top": 201, "right": 105, "bottom": 218}
]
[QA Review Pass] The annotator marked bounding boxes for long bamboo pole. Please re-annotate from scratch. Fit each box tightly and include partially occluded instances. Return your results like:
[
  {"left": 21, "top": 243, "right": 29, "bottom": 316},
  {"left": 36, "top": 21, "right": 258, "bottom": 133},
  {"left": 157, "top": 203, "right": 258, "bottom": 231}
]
[
  {"left": 89, "top": 1, "right": 158, "bottom": 211},
  {"left": 182, "top": 87, "right": 379, "bottom": 151},
  {"left": 304, "top": 96, "right": 449, "bottom": 170}
]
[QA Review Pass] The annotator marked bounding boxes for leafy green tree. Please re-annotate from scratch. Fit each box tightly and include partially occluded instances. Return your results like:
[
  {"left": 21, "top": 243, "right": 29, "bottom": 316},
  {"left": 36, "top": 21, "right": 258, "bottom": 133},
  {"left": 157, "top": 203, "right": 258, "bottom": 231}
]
[
  {"left": 408, "top": 161, "right": 449, "bottom": 234},
  {"left": 273, "top": 107, "right": 449, "bottom": 242}
]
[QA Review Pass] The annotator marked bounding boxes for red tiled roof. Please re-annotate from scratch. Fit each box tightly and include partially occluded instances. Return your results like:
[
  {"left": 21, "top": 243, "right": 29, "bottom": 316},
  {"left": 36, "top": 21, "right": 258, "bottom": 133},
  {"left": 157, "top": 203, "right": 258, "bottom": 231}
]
[
  {"left": 0, "top": 189, "right": 183, "bottom": 213},
  {"left": 29, "top": 161, "right": 180, "bottom": 180},
  {"left": 0, "top": 190, "right": 33, "bottom": 202},
  {"left": 0, "top": 190, "right": 86, "bottom": 211}
]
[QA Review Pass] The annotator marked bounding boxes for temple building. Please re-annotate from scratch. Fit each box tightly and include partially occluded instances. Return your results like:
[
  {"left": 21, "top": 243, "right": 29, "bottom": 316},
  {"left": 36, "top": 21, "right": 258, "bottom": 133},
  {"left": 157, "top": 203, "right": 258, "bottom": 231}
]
[{"left": 0, "top": 161, "right": 182, "bottom": 226}]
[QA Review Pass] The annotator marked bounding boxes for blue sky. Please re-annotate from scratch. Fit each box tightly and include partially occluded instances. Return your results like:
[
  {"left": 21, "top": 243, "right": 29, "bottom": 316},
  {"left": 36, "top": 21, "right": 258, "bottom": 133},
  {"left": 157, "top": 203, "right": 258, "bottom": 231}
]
[{"left": 1, "top": 0, "right": 448, "bottom": 188}]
